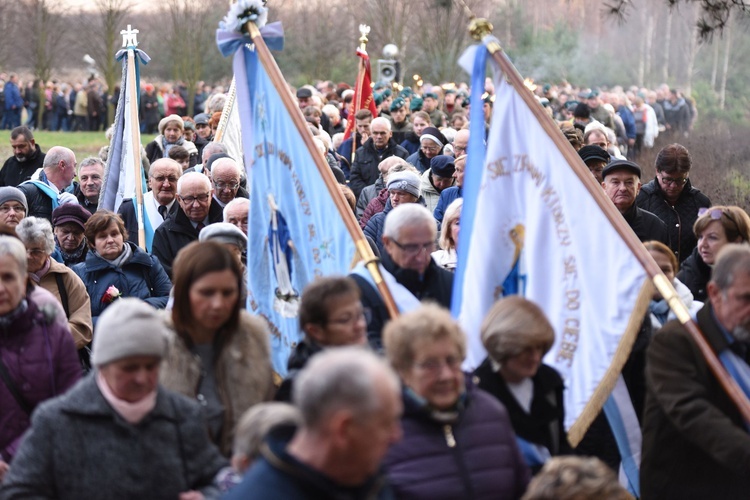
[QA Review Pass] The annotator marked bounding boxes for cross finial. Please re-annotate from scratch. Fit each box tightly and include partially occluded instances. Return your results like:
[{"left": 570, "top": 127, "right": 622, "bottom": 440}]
[{"left": 120, "top": 25, "right": 139, "bottom": 48}]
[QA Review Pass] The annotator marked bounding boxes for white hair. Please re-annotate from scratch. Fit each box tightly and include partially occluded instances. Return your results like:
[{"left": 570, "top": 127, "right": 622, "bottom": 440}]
[
  {"left": 0, "top": 235, "right": 28, "bottom": 275},
  {"left": 371, "top": 116, "right": 392, "bottom": 132},
  {"left": 293, "top": 347, "right": 399, "bottom": 429},
  {"left": 177, "top": 171, "right": 211, "bottom": 195},
  {"left": 16, "top": 217, "right": 56, "bottom": 255},
  {"left": 223, "top": 197, "right": 249, "bottom": 222},
  {"left": 383, "top": 203, "right": 437, "bottom": 240}
]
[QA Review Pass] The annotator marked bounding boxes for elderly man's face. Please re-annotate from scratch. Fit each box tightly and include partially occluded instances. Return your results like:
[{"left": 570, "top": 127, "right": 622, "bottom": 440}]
[
  {"left": 603, "top": 171, "right": 640, "bottom": 213},
  {"left": 177, "top": 177, "right": 212, "bottom": 222},
  {"left": 344, "top": 373, "right": 403, "bottom": 484},
  {"left": 0, "top": 201, "right": 26, "bottom": 229},
  {"left": 452, "top": 130, "right": 469, "bottom": 158},
  {"left": 709, "top": 271, "right": 750, "bottom": 340},
  {"left": 11, "top": 137, "right": 34, "bottom": 162},
  {"left": 100, "top": 356, "right": 161, "bottom": 403},
  {"left": 149, "top": 162, "right": 181, "bottom": 206},
  {"left": 371, "top": 122, "right": 391, "bottom": 149},
  {"left": 453, "top": 161, "right": 465, "bottom": 188},
  {"left": 211, "top": 162, "right": 241, "bottom": 205},
  {"left": 79, "top": 163, "right": 104, "bottom": 202},
  {"left": 225, "top": 202, "right": 249, "bottom": 235},
  {"left": 430, "top": 173, "right": 454, "bottom": 191},
  {"left": 384, "top": 223, "right": 435, "bottom": 275}
]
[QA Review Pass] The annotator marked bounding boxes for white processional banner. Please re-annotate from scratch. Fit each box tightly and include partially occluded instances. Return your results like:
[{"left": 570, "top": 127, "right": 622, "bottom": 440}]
[{"left": 454, "top": 44, "right": 650, "bottom": 438}]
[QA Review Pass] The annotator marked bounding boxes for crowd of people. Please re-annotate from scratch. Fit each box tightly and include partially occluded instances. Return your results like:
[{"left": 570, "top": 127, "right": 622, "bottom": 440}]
[{"left": 0, "top": 71, "right": 749, "bottom": 500}]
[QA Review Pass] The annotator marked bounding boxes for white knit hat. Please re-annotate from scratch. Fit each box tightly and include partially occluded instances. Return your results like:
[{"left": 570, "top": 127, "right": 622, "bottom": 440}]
[{"left": 91, "top": 298, "right": 169, "bottom": 367}]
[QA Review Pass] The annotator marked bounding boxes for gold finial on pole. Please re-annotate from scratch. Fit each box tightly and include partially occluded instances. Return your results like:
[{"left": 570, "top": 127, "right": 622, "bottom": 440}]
[{"left": 358, "top": 24, "right": 370, "bottom": 52}]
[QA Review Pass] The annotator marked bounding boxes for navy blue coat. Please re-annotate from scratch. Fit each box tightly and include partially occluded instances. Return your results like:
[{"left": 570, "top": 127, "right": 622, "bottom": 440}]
[{"left": 72, "top": 242, "right": 171, "bottom": 324}]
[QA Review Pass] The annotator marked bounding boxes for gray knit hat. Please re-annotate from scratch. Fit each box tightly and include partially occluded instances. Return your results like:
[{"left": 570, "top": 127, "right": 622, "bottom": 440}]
[
  {"left": 0, "top": 186, "right": 28, "bottom": 212},
  {"left": 92, "top": 298, "right": 169, "bottom": 367},
  {"left": 387, "top": 171, "right": 422, "bottom": 199},
  {"left": 199, "top": 222, "right": 247, "bottom": 251}
]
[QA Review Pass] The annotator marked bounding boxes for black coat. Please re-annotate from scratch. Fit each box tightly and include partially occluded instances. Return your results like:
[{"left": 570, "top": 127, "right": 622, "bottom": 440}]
[
  {"left": 473, "top": 359, "right": 570, "bottom": 465},
  {"left": 355, "top": 251, "right": 453, "bottom": 350},
  {"left": 152, "top": 202, "right": 224, "bottom": 278},
  {"left": 676, "top": 246, "right": 711, "bottom": 302},
  {"left": 18, "top": 182, "right": 54, "bottom": 220},
  {"left": 621, "top": 203, "right": 670, "bottom": 246},
  {"left": 636, "top": 178, "right": 711, "bottom": 262},
  {"left": 118, "top": 198, "right": 178, "bottom": 248},
  {"left": 349, "top": 138, "right": 409, "bottom": 199},
  {"left": 274, "top": 339, "right": 323, "bottom": 403},
  {"left": 0, "top": 144, "right": 45, "bottom": 187}
]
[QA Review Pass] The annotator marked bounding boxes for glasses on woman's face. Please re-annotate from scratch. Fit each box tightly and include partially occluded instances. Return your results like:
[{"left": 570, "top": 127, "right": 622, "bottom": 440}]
[{"left": 414, "top": 355, "right": 462, "bottom": 375}]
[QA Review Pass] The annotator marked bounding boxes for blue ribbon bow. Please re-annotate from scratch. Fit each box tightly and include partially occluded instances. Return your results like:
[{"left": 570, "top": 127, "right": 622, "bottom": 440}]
[
  {"left": 216, "top": 21, "right": 284, "bottom": 57},
  {"left": 115, "top": 48, "right": 151, "bottom": 65}
]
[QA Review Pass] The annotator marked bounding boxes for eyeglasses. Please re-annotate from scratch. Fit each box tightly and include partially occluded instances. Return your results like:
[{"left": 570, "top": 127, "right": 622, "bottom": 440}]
[
  {"left": 152, "top": 175, "right": 179, "bottom": 184},
  {"left": 698, "top": 207, "right": 739, "bottom": 232},
  {"left": 414, "top": 355, "right": 462, "bottom": 374},
  {"left": 327, "top": 308, "right": 368, "bottom": 326},
  {"left": 26, "top": 248, "right": 47, "bottom": 257},
  {"left": 179, "top": 193, "right": 210, "bottom": 205},
  {"left": 0, "top": 204, "right": 26, "bottom": 214},
  {"left": 214, "top": 181, "right": 240, "bottom": 191},
  {"left": 391, "top": 239, "right": 435, "bottom": 256},
  {"left": 421, "top": 145, "right": 442, "bottom": 154},
  {"left": 658, "top": 172, "right": 688, "bottom": 186}
]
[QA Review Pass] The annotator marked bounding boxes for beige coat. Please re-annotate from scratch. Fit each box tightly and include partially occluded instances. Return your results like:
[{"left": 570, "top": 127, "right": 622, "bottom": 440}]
[
  {"left": 38, "top": 259, "right": 93, "bottom": 349},
  {"left": 160, "top": 310, "right": 274, "bottom": 456}
]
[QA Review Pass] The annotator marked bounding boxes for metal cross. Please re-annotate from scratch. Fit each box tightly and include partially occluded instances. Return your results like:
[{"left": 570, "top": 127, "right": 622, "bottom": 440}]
[{"left": 120, "top": 25, "right": 139, "bottom": 48}]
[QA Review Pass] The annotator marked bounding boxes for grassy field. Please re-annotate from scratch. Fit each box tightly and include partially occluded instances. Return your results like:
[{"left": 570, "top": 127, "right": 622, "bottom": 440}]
[{"left": 0, "top": 131, "right": 159, "bottom": 163}]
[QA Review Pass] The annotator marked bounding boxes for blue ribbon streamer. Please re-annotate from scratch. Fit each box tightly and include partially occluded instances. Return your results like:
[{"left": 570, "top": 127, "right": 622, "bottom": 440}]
[
  {"left": 216, "top": 21, "right": 285, "bottom": 57},
  {"left": 451, "top": 42, "right": 488, "bottom": 317}
]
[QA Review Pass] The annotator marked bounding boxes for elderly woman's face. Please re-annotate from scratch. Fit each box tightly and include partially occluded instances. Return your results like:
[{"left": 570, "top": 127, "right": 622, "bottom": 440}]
[
  {"left": 54, "top": 222, "right": 85, "bottom": 253},
  {"left": 0, "top": 201, "right": 26, "bottom": 229},
  {"left": 400, "top": 337, "right": 464, "bottom": 411},
  {"left": 100, "top": 355, "right": 161, "bottom": 403},
  {"left": 164, "top": 125, "right": 183, "bottom": 144},
  {"left": 0, "top": 255, "right": 26, "bottom": 315},
  {"left": 94, "top": 221, "right": 125, "bottom": 260},
  {"left": 24, "top": 240, "right": 48, "bottom": 274}
]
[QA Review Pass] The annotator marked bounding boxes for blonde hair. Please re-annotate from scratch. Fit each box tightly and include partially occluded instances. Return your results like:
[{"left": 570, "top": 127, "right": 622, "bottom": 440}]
[
  {"left": 439, "top": 198, "right": 463, "bottom": 251},
  {"left": 522, "top": 456, "right": 629, "bottom": 500},
  {"left": 481, "top": 296, "right": 555, "bottom": 363},
  {"left": 384, "top": 304, "right": 466, "bottom": 372}
]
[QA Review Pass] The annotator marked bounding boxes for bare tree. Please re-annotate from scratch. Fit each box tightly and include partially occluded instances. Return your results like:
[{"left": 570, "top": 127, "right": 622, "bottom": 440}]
[
  {"left": 77, "top": 0, "right": 134, "bottom": 125},
  {"left": 165, "top": 0, "right": 215, "bottom": 116},
  {"left": 719, "top": 14, "right": 732, "bottom": 109},
  {"left": 17, "top": 0, "right": 68, "bottom": 125},
  {"left": 0, "top": 0, "right": 20, "bottom": 71}
]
